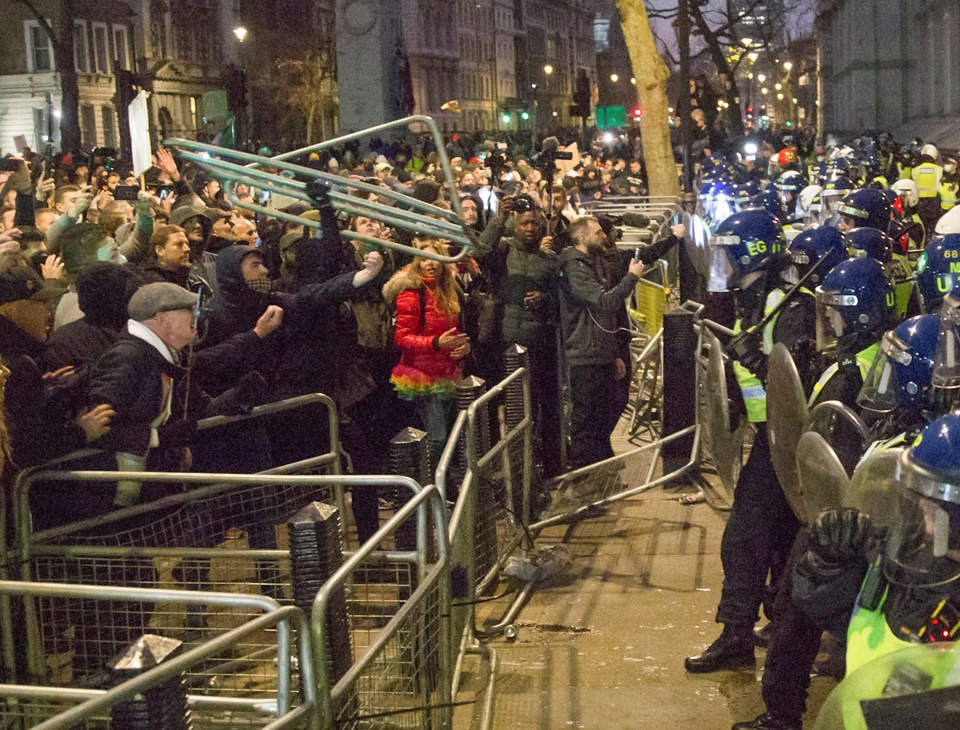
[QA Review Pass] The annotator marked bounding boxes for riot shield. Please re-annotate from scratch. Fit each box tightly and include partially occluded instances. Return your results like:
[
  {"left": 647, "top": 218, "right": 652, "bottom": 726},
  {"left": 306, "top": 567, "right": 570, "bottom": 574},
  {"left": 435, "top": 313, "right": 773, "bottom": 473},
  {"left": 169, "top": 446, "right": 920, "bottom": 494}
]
[
  {"left": 797, "top": 431, "right": 849, "bottom": 522},
  {"left": 843, "top": 445, "right": 903, "bottom": 532},
  {"left": 702, "top": 330, "right": 742, "bottom": 496},
  {"left": 814, "top": 642, "right": 960, "bottom": 730},
  {"left": 806, "top": 400, "right": 870, "bottom": 477},
  {"left": 685, "top": 213, "right": 712, "bottom": 277},
  {"left": 767, "top": 343, "right": 810, "bottom": 522}
]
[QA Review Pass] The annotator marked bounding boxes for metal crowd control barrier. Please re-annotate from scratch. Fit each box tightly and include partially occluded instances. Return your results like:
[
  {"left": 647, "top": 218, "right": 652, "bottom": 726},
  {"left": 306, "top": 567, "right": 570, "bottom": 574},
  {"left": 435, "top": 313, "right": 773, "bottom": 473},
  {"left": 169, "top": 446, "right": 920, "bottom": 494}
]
[
  {"left": 435, "top": 367, "right": 533, "bottom": 730},
  {"left": 164, "top": 114, "right": 477, "bottom": 263},
  {"left": 311, "top": 482, "right": 451, "bottom": 729},
  {"left": 6, "top": 470, "right": 429, "bottom": 693},
  {"left": 0, "top": 392, "right": 344, "bottom": 683},
  {"left": 0, "top": 582, "right": 316, "bottom": 728},
  {"left": 692, "top": 308, "right": 743, "bottom": 507}
]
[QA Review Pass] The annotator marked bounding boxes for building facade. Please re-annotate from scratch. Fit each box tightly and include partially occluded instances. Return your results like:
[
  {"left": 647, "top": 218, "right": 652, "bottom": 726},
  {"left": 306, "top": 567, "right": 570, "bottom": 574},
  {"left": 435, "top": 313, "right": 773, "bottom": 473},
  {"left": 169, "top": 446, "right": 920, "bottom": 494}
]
[
  {"left": 402, "top": 0, "right": 599, "bottom": 132},
  {"left": 817, "top": 0, "right": 960, "bottom": 144}
]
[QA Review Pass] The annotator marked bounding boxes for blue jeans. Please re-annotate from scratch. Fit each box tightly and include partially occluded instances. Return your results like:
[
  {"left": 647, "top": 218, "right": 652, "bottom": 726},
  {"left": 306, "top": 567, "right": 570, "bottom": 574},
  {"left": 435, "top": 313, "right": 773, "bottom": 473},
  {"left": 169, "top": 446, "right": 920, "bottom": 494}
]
[{"left": 417, "top": 393, "right": 456, "bottom": 447}]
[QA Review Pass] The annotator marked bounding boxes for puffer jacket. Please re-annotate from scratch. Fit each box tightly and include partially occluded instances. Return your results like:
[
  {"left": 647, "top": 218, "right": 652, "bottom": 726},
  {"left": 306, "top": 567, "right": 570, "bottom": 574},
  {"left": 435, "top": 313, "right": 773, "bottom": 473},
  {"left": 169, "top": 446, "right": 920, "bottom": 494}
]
[
  {"left": 383, "top": 267, "right": 463, "bottom": 389},
  {"left": 558, "top": 246, "right": 639, "bottom": 367}
]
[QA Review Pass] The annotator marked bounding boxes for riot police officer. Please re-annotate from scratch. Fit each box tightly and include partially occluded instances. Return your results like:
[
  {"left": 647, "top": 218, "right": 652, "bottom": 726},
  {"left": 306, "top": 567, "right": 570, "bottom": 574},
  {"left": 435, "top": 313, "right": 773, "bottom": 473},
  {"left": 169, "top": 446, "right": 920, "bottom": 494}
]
[
  {"left": 733, "top": 313, "right": 943, "bottom": 730},
  {"left": 916, "top": 233, "right": 960, "bottom": 312},
  {"left": 685, "top": 209, "right": 815, "bottom": 674}
]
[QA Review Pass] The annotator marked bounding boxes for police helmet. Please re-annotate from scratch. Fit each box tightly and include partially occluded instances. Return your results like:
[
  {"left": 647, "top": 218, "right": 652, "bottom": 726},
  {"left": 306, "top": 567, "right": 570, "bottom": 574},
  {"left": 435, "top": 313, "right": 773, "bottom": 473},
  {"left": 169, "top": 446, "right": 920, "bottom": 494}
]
[
  {"left": 935, "top": 206, "right": 960, "bottom": 236},
  {"left": 884, "top": 413, "right": 960, "bottom": 589},
  {"left": 858, "top": 314, "right": 940, "bottom": 414},
  {"left": 748, "top": 190, "right": 786, "bottom": 222},
  {"left": 836, "top": 189, "right": 893, "bottom": 233},
  {"left": 787, "top": 227, "right": 848, "bottom": 285},
  {"left": 732, "top": 180, "right": 762, "bottom": 207},
  {"left": 917, "top": 234, "right": 960, "bottom": 312},
  {"left": 846, "top": 227, "right": 894, "bottom": 265},
  {"left": 710, "top": 209, "right": 786, "bottom": 290},
  {"left": 816, "top": 257, "right": 896, "bottom": 351},
  {"left": 892, "top": 179, "right": 920, "bottom": 209}
]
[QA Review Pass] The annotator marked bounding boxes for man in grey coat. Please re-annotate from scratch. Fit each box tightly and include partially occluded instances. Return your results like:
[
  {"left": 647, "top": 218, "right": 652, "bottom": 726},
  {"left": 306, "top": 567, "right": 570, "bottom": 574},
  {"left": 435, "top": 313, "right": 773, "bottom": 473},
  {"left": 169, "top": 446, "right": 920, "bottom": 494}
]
[{"left": 558, "top": 215, "right": 646, "bottom": 468}]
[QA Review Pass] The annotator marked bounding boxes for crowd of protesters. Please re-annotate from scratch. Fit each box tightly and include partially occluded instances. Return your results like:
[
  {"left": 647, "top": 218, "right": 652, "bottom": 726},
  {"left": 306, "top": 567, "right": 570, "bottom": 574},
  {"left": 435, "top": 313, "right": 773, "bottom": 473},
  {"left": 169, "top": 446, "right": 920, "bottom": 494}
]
[{"left": 0, "top": 127, "right": 687, "bottom": 547}]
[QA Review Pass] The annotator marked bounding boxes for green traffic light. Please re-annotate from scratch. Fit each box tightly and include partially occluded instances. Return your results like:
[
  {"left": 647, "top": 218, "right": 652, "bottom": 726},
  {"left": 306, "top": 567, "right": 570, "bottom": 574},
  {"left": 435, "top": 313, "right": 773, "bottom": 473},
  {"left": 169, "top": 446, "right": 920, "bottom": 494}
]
[
  {"left": 520, "top": 111, "right": 530, "bottom": 121},
  {"left": 502, "top": 113, "right": 511, "bottom": 124}
]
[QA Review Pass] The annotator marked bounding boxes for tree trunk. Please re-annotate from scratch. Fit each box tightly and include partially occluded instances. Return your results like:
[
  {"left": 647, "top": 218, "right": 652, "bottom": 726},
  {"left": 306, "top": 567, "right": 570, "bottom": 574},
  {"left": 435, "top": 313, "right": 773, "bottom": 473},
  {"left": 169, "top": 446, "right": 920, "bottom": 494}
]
[
  {"left": 725, "top": 79, "right": 745, "bottom": 138},
  {"left": 306, "top": 104, "right": 315, "bottom": 146},
  {"left": 56, "top": 1, "right": 81, "bottom": 152},
  {"left": 616, "top": 0, "right": 679, "bottom": 198}
]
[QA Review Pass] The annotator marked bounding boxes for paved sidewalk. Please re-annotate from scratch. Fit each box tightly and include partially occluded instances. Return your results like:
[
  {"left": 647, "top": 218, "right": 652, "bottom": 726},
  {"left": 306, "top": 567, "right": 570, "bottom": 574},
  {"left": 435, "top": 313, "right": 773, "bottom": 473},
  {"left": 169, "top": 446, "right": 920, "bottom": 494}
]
[{"left": 456, "top": 424, "right": 837, "bottom": 729}]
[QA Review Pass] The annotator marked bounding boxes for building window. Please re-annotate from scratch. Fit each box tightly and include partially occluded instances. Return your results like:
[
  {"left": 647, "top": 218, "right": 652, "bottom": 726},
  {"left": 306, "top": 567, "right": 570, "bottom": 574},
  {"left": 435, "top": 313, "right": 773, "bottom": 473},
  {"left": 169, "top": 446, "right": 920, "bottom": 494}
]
[
  {"left": 74, "top": 21, "right": 90, "bottom": 73},
  {"left": 92, "top": 22, "right": 109, "bottom": 73},
  {"left": 101, "top": 106, "right": 116, "bottom": 148},
  {"left": 80, "top": 104, "right": 97, "bottom": 146},
  {"left": 24, "top": 21, "right": 53, "bottom": 72},
  {"left": 112, "top": 25, "right": 131, "bottom": 70}
]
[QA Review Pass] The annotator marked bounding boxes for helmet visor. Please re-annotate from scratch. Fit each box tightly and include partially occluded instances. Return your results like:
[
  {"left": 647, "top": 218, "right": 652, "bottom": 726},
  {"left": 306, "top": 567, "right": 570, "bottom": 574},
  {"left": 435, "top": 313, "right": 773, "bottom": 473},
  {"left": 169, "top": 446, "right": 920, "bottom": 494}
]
[
  {"left": 815, "top": 288, "right": 854, "bottom": 352},
  {"left": 933, "top": 294, "right": 960, "bottom": 390},
  {"left": 857, "top": 331, "right": 911, "bottom": 413},
  {"left": 884, "top": 460, "right": 960, "bottom": 588},
  {"left": 707, "top": 233, "right": 736, "bottom": 292}
]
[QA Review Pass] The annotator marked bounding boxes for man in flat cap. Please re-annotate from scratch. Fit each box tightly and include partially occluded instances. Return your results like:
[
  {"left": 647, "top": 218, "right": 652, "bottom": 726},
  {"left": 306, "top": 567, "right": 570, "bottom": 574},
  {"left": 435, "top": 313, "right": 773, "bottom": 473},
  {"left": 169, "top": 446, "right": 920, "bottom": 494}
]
[{"left": 85, "top": 281, "right": 199, "bottom": 504}]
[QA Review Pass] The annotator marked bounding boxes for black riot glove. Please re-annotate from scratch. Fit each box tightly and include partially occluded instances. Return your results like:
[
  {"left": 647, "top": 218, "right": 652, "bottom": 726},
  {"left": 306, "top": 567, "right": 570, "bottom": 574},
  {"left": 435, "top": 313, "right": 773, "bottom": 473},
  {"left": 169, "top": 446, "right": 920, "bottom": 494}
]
[
  {"left": 799, "top": 508, "right": 874, "bottom": 580},
  {"left": 305, "top": 179, "right": 333, "bottom": 211},
  {"left": 739, "top": 348, "right": 768, "bottom": 381}
]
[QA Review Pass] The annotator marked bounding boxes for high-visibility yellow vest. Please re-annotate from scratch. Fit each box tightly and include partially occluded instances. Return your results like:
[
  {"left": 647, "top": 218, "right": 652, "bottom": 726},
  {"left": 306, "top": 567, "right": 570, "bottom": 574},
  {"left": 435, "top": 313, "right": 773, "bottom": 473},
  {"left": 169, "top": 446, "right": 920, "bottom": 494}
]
[
  {"left": 891, "top": 252, "right": 915, "bottom": 316},
  {"left": 913, "top": 163, "right": 943, "bottom": 198},
  {"left": 810, "top": 343, "right": 880, "bottom": 406},
  {"left": 846, "top": 559, "right": 915, "bottom": 678},
  {"left": 733, "top": 287, "right": 811, "bottom": 423},
  {"left": 939, "top": 180, "right": 958, "bottom": 210}
]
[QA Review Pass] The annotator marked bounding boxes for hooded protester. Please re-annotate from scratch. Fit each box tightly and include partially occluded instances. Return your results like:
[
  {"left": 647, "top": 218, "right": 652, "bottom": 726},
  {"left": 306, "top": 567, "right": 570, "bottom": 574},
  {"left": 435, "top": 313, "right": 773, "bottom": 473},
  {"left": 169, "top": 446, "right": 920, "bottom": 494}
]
[{"left": 43, "top": 262, "right": 142, "bottom": 371}]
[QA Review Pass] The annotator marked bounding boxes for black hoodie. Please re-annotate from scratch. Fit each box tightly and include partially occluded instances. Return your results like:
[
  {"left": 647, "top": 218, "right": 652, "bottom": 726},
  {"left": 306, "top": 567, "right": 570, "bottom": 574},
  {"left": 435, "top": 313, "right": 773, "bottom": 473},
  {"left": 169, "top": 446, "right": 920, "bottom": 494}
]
[
  {"left": 203, "top": 243, "right": 361, "bottom": 396},
  {"left": 43, "top": 262, "right": 141, "bottom": 371}
]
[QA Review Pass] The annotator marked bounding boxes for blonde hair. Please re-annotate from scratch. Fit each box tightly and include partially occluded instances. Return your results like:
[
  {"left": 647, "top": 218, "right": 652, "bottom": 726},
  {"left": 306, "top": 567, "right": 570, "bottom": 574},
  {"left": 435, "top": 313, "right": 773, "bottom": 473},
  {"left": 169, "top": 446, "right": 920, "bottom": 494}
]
[{"left": 413, "top": 238, "right": 460, "bottom": 318}]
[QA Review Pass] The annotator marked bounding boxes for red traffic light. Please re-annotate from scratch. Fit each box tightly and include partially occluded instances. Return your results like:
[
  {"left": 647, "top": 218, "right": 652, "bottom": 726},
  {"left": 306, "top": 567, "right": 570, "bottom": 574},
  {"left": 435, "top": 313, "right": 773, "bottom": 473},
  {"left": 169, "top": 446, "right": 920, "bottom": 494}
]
[{"left": 631, "top": 106, "right": 643, "bottom": 119}]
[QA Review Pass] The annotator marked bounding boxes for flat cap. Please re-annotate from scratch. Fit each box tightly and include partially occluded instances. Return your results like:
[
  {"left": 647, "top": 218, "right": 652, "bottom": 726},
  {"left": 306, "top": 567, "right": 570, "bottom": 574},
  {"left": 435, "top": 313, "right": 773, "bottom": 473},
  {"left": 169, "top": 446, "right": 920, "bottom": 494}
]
[{"left": 128, "top": 282, "right": 198, "bottom": 321}]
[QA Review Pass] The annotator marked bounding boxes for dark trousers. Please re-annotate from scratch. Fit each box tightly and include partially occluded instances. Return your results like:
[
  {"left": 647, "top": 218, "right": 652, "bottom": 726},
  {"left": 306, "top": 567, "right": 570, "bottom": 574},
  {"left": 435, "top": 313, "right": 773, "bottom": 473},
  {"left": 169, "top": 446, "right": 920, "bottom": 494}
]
[
  {"left": 761, "top": 528, "right": 823, "bottom": 726},
  {"left": 716, "top": 424, "right": 800, "bottom": 627},
  {"left": 568, "top": 361, "right": 621, "bottom": 469},
  {"left": 527, "top": 338, "right": 563, "bottom": 477}
]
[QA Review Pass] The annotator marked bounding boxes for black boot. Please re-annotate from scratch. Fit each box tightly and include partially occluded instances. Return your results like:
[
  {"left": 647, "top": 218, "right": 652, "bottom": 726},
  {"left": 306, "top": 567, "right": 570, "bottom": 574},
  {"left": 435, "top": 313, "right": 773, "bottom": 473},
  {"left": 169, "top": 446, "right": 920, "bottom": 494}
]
[
  {"left": 685, "top": 625, "right": 755, "bottom": 673},
  {"left": 731, "top": 712, "right": 799, "bottom": 730}
]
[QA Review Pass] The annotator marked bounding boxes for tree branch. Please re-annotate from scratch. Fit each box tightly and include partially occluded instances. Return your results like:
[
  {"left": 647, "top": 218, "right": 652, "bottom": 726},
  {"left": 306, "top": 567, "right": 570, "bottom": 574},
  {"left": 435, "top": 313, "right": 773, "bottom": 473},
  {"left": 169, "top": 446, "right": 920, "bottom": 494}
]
[{"left": 15, "top": 0, "right": 60, "bottom": 50}]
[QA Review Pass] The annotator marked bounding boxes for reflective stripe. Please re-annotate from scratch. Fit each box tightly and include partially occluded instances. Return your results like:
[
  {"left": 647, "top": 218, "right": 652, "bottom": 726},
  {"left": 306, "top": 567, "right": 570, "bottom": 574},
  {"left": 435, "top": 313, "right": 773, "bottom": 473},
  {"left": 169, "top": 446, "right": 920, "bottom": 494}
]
[
  {"left": 733, "top": 360, "right": 767, "bottom": 423},
  {"left": 913, "top": 164, "right": 942, "bottom": 197},
  {"left": 810, "top": 343, "right": 879, "bottom": 405},
  {"left": 940, "top": 181, "right": 957, "bottom": 210},
  {"left": 740, "top": 385, "right": 766, "bottom": 400}
]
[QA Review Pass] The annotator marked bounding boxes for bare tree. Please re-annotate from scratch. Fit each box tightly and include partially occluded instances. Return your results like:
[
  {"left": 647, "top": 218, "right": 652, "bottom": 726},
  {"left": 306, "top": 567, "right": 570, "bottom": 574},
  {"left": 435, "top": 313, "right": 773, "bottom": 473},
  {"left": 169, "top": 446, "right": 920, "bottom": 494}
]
[
  {"left": 15, "top": 0, "right": 81, "bottom": 153},
  {"left": 645, "top": 0, "right": 808, "bottom": 136},
  {"left": 617, "top": 0, "right": 679, "bottom": 198}
]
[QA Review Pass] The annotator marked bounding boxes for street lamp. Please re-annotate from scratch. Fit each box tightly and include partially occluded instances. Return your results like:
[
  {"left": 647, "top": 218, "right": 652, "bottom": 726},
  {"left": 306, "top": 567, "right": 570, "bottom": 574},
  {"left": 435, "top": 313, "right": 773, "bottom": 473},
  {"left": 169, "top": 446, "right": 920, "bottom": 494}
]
[
  {"left": 761, "top": 87, "right": 768, "bottom": 95},
  {"left": 783, "top": 61, "right": 793, "bottom": 71},
  {"left": 741, "top": 37, "right": 753, "bottom": 46},
  {"left": 757, "top": 73, "right": 766, "bottom": 83},
  {"left": 233, "top": 26, "right": 248, "bottom": 42},
  {"left": 610, "top": 73, "right": 619, "bottom": 83},
  {"left": 543, "top": 64, "right": 553, "bottom": 75}
]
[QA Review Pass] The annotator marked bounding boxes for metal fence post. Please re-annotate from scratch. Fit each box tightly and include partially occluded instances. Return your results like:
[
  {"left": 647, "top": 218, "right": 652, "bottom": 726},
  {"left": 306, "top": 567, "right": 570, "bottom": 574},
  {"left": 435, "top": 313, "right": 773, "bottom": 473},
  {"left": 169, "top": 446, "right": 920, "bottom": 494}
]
[
  {"left": 288, "top": 502, "right": 352, "bottom": 691},
  {"left": 109, "top": 635, "right": 191, "bottom": 729}
]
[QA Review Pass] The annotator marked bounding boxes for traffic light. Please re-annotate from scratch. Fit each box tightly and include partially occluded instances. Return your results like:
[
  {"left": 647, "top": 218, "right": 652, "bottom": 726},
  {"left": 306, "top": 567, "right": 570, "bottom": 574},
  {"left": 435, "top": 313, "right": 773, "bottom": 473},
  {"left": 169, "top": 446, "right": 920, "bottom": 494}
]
[
  {"left": 520, "top": 110, "right": 530, "bottom": 121},
  {"left": 631, "top": 106, "right": 643, "bottom": 119},
  {"left": 502, "top": 112, "right": 512, "bottom": 124},
  {"left": 573, "top": 69, "right": 591, "bottom": 118}
]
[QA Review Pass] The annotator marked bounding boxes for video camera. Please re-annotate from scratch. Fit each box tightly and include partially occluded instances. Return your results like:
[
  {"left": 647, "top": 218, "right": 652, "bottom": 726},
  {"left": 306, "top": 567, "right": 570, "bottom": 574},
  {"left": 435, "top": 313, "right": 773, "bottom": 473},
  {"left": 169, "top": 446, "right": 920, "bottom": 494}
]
[{"left": 529, "top": 136, "right": 573, "bottom": 177}]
